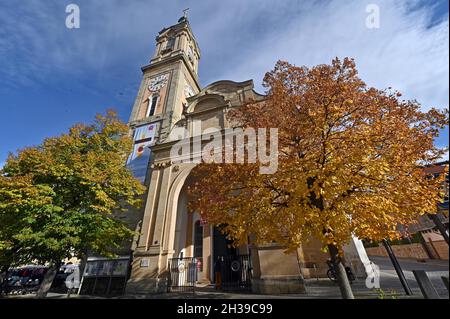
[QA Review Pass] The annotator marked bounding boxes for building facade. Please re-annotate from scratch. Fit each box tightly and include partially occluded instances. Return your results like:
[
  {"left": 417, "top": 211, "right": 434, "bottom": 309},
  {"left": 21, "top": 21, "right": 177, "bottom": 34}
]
[{"left": 122, "top": 16, "right": 369, "bottom": 295}]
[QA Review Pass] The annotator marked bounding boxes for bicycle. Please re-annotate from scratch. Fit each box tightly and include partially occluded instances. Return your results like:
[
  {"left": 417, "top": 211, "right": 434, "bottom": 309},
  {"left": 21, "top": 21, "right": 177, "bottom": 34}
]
[{"left": 326, "top": 259, "right": 356, "bottom": 284}]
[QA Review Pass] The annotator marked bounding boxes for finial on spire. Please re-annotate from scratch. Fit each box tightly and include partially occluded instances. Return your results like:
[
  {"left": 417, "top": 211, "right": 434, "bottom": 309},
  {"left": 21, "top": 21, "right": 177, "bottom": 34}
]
[
  {"left": 183, "top": 8, "right": 189, "bottom": 19},
  {"left": 178, "top": 8, "right": 189, "bottom": 23}
]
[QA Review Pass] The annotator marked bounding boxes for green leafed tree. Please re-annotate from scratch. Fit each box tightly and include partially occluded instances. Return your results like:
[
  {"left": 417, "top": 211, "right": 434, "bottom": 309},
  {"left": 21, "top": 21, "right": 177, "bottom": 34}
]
[{"left": 0, "top": 111, "right": 145, "bottom": 298}]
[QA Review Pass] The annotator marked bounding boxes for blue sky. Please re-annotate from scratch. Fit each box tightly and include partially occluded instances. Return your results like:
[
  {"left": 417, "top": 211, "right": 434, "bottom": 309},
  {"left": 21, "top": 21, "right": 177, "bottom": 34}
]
[{"left": 0, "top": 0, "right": 448, "bottom": 166}]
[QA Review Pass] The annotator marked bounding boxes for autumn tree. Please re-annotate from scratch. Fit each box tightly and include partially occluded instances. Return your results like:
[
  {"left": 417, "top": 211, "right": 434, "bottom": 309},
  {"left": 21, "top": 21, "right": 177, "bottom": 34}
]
[
  {"left": 188, "top": 58, "right": 448, "bottom": 299},
  {"left": 0, "top": 111, "right": 145, "bottom": 298}
]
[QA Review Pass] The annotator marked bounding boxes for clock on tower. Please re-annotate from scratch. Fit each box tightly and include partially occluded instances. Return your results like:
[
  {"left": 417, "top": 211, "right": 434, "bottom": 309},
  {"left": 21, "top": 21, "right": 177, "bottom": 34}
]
[{"left": 149, "top": 74, "right": 169, "bottom": 92}]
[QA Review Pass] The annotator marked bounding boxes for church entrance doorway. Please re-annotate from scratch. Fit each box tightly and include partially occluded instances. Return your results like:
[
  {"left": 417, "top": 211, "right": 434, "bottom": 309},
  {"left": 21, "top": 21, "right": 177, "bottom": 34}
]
[
  {"left": 212, "top": 226, "right": 252, "bottom": 292},
  {"left": 213, "top": 226, "right": 237, "bottom": 262}
]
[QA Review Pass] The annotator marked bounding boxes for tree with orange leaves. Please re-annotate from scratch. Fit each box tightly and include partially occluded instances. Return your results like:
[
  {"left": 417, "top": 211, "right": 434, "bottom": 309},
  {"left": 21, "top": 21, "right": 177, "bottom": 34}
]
[{"left": 188, "top": 58, "right": 448, "bottom": 298}]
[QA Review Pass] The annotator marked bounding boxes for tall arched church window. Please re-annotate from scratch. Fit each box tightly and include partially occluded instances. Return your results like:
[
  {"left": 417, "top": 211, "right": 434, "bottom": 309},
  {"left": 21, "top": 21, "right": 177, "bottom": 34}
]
[{"left": 194, "top": 220, "right": 203, "bottom": 259}]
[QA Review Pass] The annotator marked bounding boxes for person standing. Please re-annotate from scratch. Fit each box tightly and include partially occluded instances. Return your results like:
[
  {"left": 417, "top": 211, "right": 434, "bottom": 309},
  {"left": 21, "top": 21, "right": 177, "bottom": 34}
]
[{"left": 214, "top": 256, "right": 222, "bottom": 290}]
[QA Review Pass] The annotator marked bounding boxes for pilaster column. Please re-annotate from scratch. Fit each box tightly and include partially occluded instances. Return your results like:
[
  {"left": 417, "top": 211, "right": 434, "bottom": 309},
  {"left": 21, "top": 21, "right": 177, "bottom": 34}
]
[
  {"left": 202, "top": 224, "right": 212, "bottom": 282},
  {"left": 137, "top": 168, "right": 161, "bottom": 250},
  {"left": 151, "top": 163, "right": 172, "bottom": 247}
]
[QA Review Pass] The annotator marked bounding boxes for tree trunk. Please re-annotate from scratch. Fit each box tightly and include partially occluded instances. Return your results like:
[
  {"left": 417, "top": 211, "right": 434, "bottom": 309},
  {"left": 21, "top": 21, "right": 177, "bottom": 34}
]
[
  {"left": 0, "top": 264, "right": 10, "bottom": 298},
  {"left": 74, "top": 251, "right": 88, "bottom": 296},
  {"left": 0, "top": 264, "right": 10, "bottom": 283},
  {"left": 328, "top": 244, "right": 355, "bottom": 299},
  {"left": 36, "top": 261, "right": 61, "bottom": 298},
  {"left": 78, "top": 253, "right": 87, "bottom": 281}
]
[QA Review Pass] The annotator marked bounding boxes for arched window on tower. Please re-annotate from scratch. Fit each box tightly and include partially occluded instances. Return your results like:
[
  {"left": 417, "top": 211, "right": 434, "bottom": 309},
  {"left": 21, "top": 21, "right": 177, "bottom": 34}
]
[
  {"left": 147, "top": 95, "right": 159, "bottom": 117},
  {"left": 165, "top": 36, "right": 175, "bottom": 51}
]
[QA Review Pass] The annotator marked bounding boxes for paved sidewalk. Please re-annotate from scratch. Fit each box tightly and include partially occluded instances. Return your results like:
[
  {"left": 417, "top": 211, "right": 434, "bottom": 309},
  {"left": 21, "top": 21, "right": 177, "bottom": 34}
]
[
  {"left": 369, "top": 256, "right": 449, "bottom": 298},
  {"left": 0, "top": 282, "right": 432, "bottom": 300},
  {"left": 3, "top": 256, "right": 448, "bottom": 299}
]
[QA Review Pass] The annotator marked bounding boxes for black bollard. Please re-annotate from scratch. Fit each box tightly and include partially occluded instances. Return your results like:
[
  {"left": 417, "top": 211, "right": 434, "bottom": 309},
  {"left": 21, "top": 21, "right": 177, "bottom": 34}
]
[{"left": 382, "top": 239, "right": 413, "bottom": 295}]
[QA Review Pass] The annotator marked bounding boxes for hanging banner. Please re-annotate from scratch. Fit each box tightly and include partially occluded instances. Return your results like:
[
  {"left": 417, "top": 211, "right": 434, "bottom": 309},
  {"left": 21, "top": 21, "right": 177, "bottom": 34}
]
[
  {"left": 128, "top": 141, "right": 153, "bottom": 162},
  {"left": 127, "top": 140, "right": 153, "bottom": 183},
  {"left": 127, "top": 123, "right": 159, "bottom": 183},
  {"left": 134, "top": 123, "right": 158, "bottom": 142}
]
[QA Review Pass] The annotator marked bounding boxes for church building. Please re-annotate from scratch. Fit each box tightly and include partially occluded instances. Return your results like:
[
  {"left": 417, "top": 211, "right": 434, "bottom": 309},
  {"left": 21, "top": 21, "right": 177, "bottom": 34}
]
[{"left": 118, "top": 15, "right": 370, "bottom": 295}]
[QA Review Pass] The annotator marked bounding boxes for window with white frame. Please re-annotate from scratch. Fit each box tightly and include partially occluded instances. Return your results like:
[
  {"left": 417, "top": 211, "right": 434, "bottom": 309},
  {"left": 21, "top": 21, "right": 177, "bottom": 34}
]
[{"left": 147, "top": 94, "right": 159, "bottom": 117}]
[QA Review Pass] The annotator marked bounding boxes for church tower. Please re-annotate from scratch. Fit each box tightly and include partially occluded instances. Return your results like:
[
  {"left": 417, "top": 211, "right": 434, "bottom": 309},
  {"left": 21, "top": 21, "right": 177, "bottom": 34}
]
[
  {"left": 126, "top": 14, "right": 201, "bottom": 185},
  {"left": 129, "top": 14, "right": 200, "bottom": 127},
  {"left": 125, "top": 14, "right": 203, "bottom": 294}
]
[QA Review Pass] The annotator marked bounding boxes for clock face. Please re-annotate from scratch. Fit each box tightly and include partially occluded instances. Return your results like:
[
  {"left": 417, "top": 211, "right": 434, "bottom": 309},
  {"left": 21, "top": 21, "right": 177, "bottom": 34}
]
[
  {"left": 148, "top": 74, "right": 169, "bottom": 92},
  {"left": 184, "top": 84, "right": 195, "bottom": 98}
]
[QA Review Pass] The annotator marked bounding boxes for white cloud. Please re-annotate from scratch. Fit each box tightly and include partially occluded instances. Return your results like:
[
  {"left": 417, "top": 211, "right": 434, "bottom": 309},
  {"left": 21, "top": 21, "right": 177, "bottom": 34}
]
[
  {"left": 204, "top": 0, "right": 449, "bottom": 111},
  {"left": 0, "top": 0, "right": 448, "bottom": 111},
  {"left": 440, "top": 150, "right": 449, "bottom": 161}
]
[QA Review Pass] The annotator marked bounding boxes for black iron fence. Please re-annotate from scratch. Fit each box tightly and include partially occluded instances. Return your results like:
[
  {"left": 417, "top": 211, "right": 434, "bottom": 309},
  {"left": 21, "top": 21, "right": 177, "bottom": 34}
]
[
  {"left": 216, "top": 255, "right": 252, "bottom": 292},
  {"left": 167, "top": 257, "right": 197, "bottom": 293},
  {"left": 167, "top": 255, "right": 252, "bottom": 293}
]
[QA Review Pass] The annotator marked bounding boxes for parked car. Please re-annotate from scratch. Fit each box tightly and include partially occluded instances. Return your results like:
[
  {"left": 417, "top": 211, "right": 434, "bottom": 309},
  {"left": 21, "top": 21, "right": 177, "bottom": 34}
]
[{"left": 0, "top": 266, "right": 48, "bottom": 295}]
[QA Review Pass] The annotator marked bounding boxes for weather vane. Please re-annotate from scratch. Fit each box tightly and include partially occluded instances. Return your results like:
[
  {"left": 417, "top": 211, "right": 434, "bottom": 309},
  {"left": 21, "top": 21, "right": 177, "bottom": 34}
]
[{"left": 183, "top": 8, "right": 189, "bottom": 18}]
